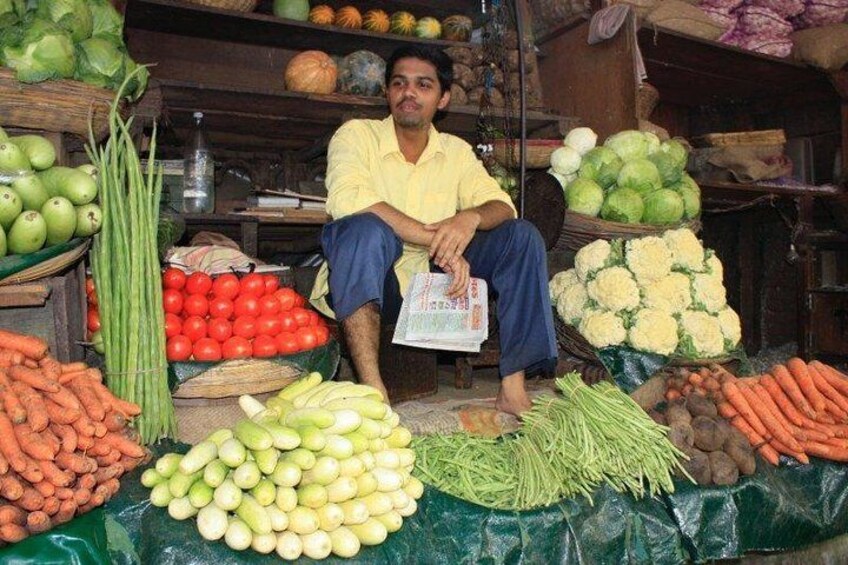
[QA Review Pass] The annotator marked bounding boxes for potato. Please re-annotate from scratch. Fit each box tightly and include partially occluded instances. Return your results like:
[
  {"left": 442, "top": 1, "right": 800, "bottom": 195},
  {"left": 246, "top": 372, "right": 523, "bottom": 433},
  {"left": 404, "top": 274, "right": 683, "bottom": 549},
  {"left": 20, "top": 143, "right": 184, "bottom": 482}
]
[
  {"left": 444, "top": 46, "right": 475, "bottom": 67},
  {"left": 680, "top": 448, "right": 711, "bottom": 485},
  {"left": 452, "top": 64, "right": 476, "bottom": 91},
  {"left": 691, "top": 416, "right": 727, "bottom": 452},
  {"left": 724, "top": 426, "right": 751, "bottom": 450},
  {"left": 450, "top": 84, "right": 468, "bottom": 106},
  {"left": 648, "top": 410, "right": 667, "bottom": 426},
  {"left": 668, "top": 423, "right": 694, "bottom": 451},
  {"left": 686, "top": 394, "right": 718, "bottom": 418},
  {"left": 665, "top": 402, "right": 692, "bottom": 427},
  {"left": 724, "top": 441, "right": 756, "bottom": 476},
  {"left": 709, "top": 451, "right": 739, "bottom": 485}
]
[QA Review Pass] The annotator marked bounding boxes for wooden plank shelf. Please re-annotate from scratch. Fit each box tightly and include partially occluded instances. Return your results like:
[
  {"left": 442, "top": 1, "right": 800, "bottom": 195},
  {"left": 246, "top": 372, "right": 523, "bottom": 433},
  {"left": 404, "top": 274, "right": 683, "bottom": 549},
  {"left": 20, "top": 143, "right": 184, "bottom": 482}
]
[
  {"left": 698, "top": 179, "right": 845, "bottom": 205},
  {"left": 126, "top": 0, "right": 475, "bottom": 60}
]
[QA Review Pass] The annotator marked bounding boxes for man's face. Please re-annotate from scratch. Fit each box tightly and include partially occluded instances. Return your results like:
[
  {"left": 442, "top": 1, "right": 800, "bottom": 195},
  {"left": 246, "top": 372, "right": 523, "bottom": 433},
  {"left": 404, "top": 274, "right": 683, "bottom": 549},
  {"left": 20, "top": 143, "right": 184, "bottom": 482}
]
[{"left": 387, "top": 57, "right": 450, "bottom": 130}]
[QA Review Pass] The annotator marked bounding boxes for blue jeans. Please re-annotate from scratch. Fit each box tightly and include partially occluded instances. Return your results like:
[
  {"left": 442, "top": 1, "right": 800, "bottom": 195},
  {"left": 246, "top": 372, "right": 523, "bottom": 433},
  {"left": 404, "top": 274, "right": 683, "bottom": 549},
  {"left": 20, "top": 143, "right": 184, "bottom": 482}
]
[{"left": 321, "top": 213, "right": 557, "bottom": 377}]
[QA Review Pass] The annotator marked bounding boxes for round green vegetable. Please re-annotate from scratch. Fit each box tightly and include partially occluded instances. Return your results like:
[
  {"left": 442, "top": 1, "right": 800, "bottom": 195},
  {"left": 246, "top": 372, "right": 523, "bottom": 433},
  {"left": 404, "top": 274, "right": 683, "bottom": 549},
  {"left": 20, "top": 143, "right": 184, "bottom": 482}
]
[{"left": 565, "top": 178, "right": 604, "bottom": 217}]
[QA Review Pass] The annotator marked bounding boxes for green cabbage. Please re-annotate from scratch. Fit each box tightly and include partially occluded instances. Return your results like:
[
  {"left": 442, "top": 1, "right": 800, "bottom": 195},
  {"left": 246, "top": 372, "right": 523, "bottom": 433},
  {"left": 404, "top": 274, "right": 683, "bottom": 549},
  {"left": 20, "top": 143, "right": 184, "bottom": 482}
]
[
  {"left": 36, "top": 0, "right": 93, "bottom": 42},
  {"left": 643, "top": 132, "right": 661, "bottom": 156},
  {"left": 123, "top": 55, "right": 150, "bottom": 101},
  {"left": 642, "top": 189, "right": 685, "bottom": 225},
  {"left": 89, "top": 0, "right": 124, "bottom": 42},
  {"left": 670, "top": 173, "right": 701, "bottom": 219},
  {"left": 1, "top": 16, "right": 75, "bottom": 82},
  {"left": 648, "top": 151, "right": 683, "bottom": 186},
  {"left": 617, "top": 159, "right": 662, "bottom": 196},
  {"left": 604, "top": 130, "right": 648, "bottom": 162},
  {"left": 74, "top": 36, "right": 126, "bottom": 89},
  {"left": 565, "top": 178, "right": 604, "bottom": 217},
  {"left": 660, "top": 139, "right": 688, "bottom": 170},
  {"left": 0, "top": 0, "right": 25, "bottom": 28},
  {"left": 601, "top": 187, "right": 644, "bottom": 224},
  {"left": 578, "top": 146, "right": 622, "bottom": 190}
]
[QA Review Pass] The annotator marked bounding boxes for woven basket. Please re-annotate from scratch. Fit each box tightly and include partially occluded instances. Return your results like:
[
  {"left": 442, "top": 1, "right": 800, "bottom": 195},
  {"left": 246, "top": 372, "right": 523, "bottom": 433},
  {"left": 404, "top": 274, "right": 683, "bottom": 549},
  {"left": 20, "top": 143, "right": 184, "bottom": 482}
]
[
  {"left": 0, "top": 69, "right": 116, "bottom": 141},
  {"left": 637, "top": 82, "right": 660, "bottom": 120},
  {"left": 552, "top": 209, "right": 702, "bottom": 253},
  {"left": 692, "top": 129, "right": 786, "bottom": 148},
  {"left": 0, "top": 239, "right": 90, "bottom": 286},
  {"left": 492, "top": 139, "right": 563, "bottom": 169},
  {"left": 181, "top": 0, "right": 258, "bottom": 11},
  {"left": 172, "top": 358, "right": 302, "bottom": 399}
]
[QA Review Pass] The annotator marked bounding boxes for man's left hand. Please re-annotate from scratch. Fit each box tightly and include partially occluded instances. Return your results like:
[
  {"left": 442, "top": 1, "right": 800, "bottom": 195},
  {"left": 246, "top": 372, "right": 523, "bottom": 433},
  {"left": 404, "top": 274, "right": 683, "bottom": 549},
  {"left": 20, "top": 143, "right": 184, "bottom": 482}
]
[
  {"left": 424, "top": 210, "right": 480, "bottom": 269},
  {"left": 442, "top": 255, "right": 470, "bottom": 299}
]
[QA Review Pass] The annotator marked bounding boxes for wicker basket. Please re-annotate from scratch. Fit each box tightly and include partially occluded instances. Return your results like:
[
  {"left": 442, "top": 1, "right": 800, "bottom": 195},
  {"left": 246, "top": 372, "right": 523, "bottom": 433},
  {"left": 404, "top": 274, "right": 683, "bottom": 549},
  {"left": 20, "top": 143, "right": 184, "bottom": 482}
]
[
  {"left": 491, "top": 139, "right": 563, "bottom": 169},
  {"left": 637, "top": 82, "right": 660, "bottom": 120},
  {"left": 0, "top": 239, "right": 90, "bottom": 286},
  {"left": 692, "top": 129, "right": 786, "bottom": 148},
  {"left": 0, "top": 69, "right": 117, "bottom": 141},
  {"left": 181, "top": 0, "right": 258, "bottom": 11},
  {"left": 552, "top": 209, "right": 702, "bottom": 253},
  {"left": 172, "top": 358, "right": 302, "bottom": 399}
]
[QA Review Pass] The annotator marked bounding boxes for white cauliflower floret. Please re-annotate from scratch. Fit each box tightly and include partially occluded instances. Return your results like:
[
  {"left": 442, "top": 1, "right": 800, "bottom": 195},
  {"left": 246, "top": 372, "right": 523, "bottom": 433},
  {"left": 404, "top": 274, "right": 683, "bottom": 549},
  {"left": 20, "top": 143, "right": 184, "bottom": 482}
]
[
  {"left": 625, "top": 236, "right": 673, "bottom": 285},
  {"left": 678, "top": 310, "right": 725, "bottom": 358},
  {"left": 579, "top": 309, "right": 627, "bottom": 348},
  {"left": 587, "top": 266, "right": 640, "bottom": 313},
  {"left": 628, "top": 308, "right": 679, "bottom": 355},
  {"left": 663, "top": 228, "right": 705, "bottom": 272},
  {"left": 716, "top": 306, "right": 742, "bottom": 349},
  {"left": 556, "top": 283, "right": 588, "bottom": 326},
  {"left": 691, "top": 272, "right": 727, "bottom": 313},
  {"left": 574, "top": 239, "right": 612, "bottom": 282},
  {"left": 549, "top": 269, "right": 580, "bottom": 304},
  {"left": 641, "top": 272, "right": 692, "bottom": 314},
  {"left": 704, "top": 250, "right": 724, "bottom": 281}
]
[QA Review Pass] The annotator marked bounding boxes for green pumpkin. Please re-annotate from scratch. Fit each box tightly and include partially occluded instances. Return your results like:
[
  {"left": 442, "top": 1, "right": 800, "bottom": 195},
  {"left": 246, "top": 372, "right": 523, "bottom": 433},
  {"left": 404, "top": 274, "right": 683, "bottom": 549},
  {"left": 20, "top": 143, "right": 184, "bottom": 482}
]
[
  {"left": 272, "top": 0, "right": 310, "bottom": 21},
  {"left": 389, "top": 11, "right": 416, "bottom": 36},
  {"left": 337, "top": 50, "right": 386, "bottom": 97},
  {"left": 415, "top": 17, "right": 441, "bottom": 39},
  {"left": 442, "top": 15, "right": 473, "bottom": 42}
]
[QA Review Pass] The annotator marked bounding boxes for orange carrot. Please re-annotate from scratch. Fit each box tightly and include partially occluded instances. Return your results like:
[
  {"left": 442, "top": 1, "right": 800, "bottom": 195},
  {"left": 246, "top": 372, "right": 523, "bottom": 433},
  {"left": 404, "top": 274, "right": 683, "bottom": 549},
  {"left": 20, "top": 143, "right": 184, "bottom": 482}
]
[
  {"left": 45, "top": 385, "right": 80, "bottom": 411},
  {"left": 101, "top": 432, "right": 145, "bottom": 459},
  {"left": 55, "top": 452, "right": 95, "bottom": 475},
  {"left": 25, "top": 510, "right": 51, "bottom": 534},
  {"left": 812, "top": 361, "right": 848, "bottom": 397},
  {"left": 53, "top": 499, "right": 77, "bottom": 525},
  {"left": 119, "top": 454, "right": 143, "bottom": 473},
  {"left": 76, "top": 434, "right": 94, "bottom": 451},
  {"left": 92, "top": 421, "right": 107, "bottom": 439},
  {"left": 50, "top": 424, "right": 77, "bottom": 454},
  {"left": 0, "top": 505, "right": 25, "bottom": 526},
  {"left": 0, "top": 476, "right": 24, "bottom": 501},
  {"left": 66, "top": 378, "right": 105, "bottom": 422},
  {"left": 726, "top": 410, "right": 780, "bottom": 465},
  {"left": 786, "top": 358, "right": 826, "bottom": 414},
  {"left": 32, "top": 479, "right": 55, "bottom": 499},
  {"left": 43, "top": 399, "right": 80, "bottom": 425},
  {"left": 88, "top": 381, "right": 140, "bottom": 417},
  {"left": 773, "top": 364, "right": 817, "bottom": 419},
  {"left": 710, "top": 363, "right": 738, "bottom": 384},
  {"left": 71, "top": 412, "right": 95, "bottom": 438},
  {"left": 77, "top": 473, "right": 96, "bottom": 492},
  {"left": 59, "top": 362, "right": 87, "bottom": 375},
  {"left": 0, "top": 412, "right": 27, "bottom": 473},
  {"left": 8, "top": 365, "right": 59, "bottom": 394},
  {"left": 688, "top": 372, "right": 703, "bottom": 386},
  {"left": 39, "top": 428, "right": 60, "bottom": 457},
  {"left": 823, "top": 396, "right": 848, "bottom": 423},
  {"left": 0, "top": 523, "right": 29, "bottom": 543},
  {"left": 759, "top": 374, "right": 806, "bottom": 427},
  {"left": 0, "top": 330, "right": 48, "bottom": 361},
  {"left": 665, "top": 389, "right": 681, "bottom": 402},
  {"left": 769, "top": 439, "right": 810, "bottom": 464},
  {"left": 37, "top": 460, "right": 72, "bottom": 488},
  {"left": 93, "top": 464, "right": 123, "bottom": 485},
  {"left": 73, "top": 488, "right": 91, "bottom": 507},
  {"left": 102, "top": 410, "right": 126, "bottom": 433},
  {"left": 55, "top": 487, "right": 73, "bottom": 501},
  {"left": 738, "top": 384, "right": 804, "bottom": 452},
  {"left": 19, "top": 457, "right": 43, "bottom": 485},
  {"left": 41, "top": 496, "right": 60, "bottom": 517},
  {"left": 802, "top": 440, "right": 848, "bottom": 462},
  {"left": 808, "top": 363, "right": 848, "bottom": 414},
  {"left": 752, "top": 382, "right": 806, "bottom": 441},
  {"left": 722, "top": 381, "right": 769, "bottom": 437},
  {"left": 85, "top": 368, "right": 103, "bottom": 383},
  {"left": 86, "top": 443, "right": 111, "bottom": 458},
  {"left": 0, "top": 370, "right": 27, "bottom": 425},
  {"left": 0, "top": 452, "right": 7, "bottom": 475},
  {"left": 13, "top": 423, "right": 53, "bottom": 461},
  {"left": 102, "top": 478, "right": 121, "bottom": 499},
  {"left": 16, "top": 488, "right": 45, "bottom": 512},
  {"left": 95, "top": 450, "right": 122, "bottom": 467},
  {"left": 9, "top": 381, "right": 48, "bottom": 432},
  {"left": 58, "top": 370, "right": 88, "bottom": 385},
  {"left": 796, "top": 426, "right": 830, "bottom": 442},
  {"left": 0, "top": 349, "right": 24, "bottom": 366}
]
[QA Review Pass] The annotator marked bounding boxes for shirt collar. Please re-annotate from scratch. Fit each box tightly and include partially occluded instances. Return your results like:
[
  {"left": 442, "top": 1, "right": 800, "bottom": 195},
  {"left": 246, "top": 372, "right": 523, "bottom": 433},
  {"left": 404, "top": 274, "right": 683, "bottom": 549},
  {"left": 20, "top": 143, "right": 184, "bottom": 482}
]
[{"left": 378, "top": 115, "right": 445, "bottom": 163}]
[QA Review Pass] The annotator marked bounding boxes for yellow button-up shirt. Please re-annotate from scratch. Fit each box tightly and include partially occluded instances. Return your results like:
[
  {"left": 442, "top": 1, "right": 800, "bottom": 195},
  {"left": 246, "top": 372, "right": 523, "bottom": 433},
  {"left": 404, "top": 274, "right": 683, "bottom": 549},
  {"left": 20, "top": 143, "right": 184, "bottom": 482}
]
[{"left": 310, "top": 116, "right": 516, "bottom": 318}]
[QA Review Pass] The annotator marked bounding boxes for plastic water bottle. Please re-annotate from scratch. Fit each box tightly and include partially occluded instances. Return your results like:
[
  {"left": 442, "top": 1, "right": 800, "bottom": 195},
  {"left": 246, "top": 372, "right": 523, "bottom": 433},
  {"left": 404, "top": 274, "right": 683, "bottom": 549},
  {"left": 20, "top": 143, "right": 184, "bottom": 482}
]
[{"left": 182, "top": 111, "right": 215, "bottom": 214}]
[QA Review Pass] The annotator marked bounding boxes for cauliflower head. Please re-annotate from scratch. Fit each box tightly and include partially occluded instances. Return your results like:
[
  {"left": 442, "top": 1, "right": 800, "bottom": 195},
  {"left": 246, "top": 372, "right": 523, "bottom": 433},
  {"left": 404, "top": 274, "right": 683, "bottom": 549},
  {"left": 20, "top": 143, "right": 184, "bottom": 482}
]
[
  {"left": 579, "top": 309, "right": 627, "bottom": 348},
  {"left": 628, "top": 308, "right": 679, "bottom": 355},
  {"left": 678, "top": 310, "right": 724, "bottom": 358},
  {"left": 641, "top": 272, "right": 692, "bottom": 314},
  {"left": 663, "top": 228, "right": 705, "bottom": 272},
  {"left": 691, "top": 272, "right": 727, "bottom": 313},
  {"left": 716, "top": 306, "right": 742, "bottom": 350},
  {"left": 574, "top": 239, "right": 622, "bottom": 282},
  {"left": 587, "top": 266, "right": 641, "bottom": 313},
  {"left": 625, "top": 236, "right": 673, "bottom": 285},
  {"left": 556, "top": 283, "right": 588, "bottom": 326},
  {"left": 704, "top": 250, "right": 724, "bottom": 281},
  {"left": 549, "top": 268, "right": 580, "bottom": 305}
]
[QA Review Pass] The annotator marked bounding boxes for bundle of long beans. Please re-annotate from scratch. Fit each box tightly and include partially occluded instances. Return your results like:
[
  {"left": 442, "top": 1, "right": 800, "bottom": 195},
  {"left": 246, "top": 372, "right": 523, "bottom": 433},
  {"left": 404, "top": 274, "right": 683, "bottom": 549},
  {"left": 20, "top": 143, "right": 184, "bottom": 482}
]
[
  {"left": 86, "top": 70, "right": 176, "bottom": 444},
  {"left": 413, "top": 372, "right": 689, "bottom": 510}
]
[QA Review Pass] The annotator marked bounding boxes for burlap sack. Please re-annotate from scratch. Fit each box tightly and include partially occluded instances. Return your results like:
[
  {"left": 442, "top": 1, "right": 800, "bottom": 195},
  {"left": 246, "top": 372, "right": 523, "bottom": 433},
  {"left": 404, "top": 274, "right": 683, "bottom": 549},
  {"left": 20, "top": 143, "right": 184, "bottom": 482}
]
[
  {"left": 645, "top": 0, "right": 725, "bottom": 40},
  {"left": 706, "top": 145, "right": 793, "bottom": 182},
  {"left": 607, "top": 0, "right": 659, "bottom": 19},
  {"left": 638, "top": 119, "right": 671, "bottom": 141},
  {"left": 791, "top": 24, "right": 848, "bottom": 71}
]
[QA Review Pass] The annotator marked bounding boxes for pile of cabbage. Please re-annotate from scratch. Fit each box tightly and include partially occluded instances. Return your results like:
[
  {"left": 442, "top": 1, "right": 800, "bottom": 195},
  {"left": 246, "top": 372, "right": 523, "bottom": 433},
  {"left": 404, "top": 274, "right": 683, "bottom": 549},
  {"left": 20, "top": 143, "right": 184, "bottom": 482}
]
[
  {"left": 548, "top": 128, "right": 700, "bottom": 226},
  {"left": 549, "top": 228, "right": 742, "bottom": 359},
  {"left": 0, "top": 0, "right": 147, "bottom": 99},
  {"left": 699, "top": 0, "right": 848, "bottom": 57}
]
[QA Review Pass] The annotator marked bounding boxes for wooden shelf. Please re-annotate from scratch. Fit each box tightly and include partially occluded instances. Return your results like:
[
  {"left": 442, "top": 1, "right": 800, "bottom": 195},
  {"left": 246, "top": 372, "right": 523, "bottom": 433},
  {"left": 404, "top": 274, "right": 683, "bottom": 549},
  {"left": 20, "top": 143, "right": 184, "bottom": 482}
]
[
  {"left": 126, "top": 0, "right": 475, "bottom": 60},
  {"left": 256, "top": 0, "right": 485, "bottom": 22},
  {"left": 699, "top": 179, "right": 846, "bottom": 204}
]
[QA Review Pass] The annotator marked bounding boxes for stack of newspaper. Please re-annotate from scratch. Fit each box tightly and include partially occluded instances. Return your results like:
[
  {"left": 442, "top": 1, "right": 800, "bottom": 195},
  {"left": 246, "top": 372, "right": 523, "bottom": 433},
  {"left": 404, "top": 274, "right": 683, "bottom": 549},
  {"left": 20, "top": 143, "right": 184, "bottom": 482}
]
[{"left": 392, "top": 273, "right": 489, "bottom": 353}]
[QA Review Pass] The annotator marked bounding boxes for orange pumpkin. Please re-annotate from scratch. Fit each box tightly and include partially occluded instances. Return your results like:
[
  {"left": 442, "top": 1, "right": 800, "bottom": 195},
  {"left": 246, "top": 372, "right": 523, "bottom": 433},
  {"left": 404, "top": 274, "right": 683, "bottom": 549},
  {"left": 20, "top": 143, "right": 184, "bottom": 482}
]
[
  {"left": 308, "top": 5, "right": 335, "bottom": 25},
  {"left": 285, "top": 51, "right": 338, "bottom": 94},
  {"left": 334, "top": 6, "right": 362, "bottom": 29},
  {"left": 362, "top": 9, "right": 390, "bottom": 33}
]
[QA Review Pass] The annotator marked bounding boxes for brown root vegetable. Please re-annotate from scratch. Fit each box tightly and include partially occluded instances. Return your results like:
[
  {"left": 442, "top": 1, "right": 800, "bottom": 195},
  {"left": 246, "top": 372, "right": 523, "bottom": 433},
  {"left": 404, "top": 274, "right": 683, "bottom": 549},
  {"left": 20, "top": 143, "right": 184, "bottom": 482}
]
[
  {"left": 681, "top": 448, "right": 712, "bottom": 485},
  {"left": 450, "top": 84, "right": 468, "bottom": 106},
  {"left": 467, "top": 86, "right": 505, "bottom": 107},
  {"left": 692, "top": 416, "right": 729, "bottom": 452},
  {"left": 686, "top": 394, "right": 718, "bottom": 418},
  {"left": 473, "top": 65, "right": 503, "bottom": 88},
  {"left": 452, "top": 64, "right": 476, "bottom": 91},
  {"left": 666, "top": 402, "right": 692, "bottom": 427},
  {"left": 709, "top": 451, "right": 740, "bottom": 485},
  {"left": 668, "top": 423, "right": 695, "bottom": 451},
  {"left": 724, "top": 441, "right": 757, "bottom": 476},
  {"left": 444, "top": 46, "right": 475, "bottom": 66},
  {"left": 648, "top": 410, "right": 667, "bottom": 426},
  {"left": 725, "top": 425, "right": 752, "bottom": 450}
]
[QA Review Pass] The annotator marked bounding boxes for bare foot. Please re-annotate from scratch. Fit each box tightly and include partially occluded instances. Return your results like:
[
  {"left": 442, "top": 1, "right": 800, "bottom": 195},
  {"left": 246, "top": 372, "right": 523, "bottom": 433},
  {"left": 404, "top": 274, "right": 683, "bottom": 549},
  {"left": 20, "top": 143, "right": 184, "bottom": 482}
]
[
  {"left": 495, "top": 372, "right": 532, "bottom": 417},
  {"left": 359, "top": 375, "right": 390, "bottom": 405}
]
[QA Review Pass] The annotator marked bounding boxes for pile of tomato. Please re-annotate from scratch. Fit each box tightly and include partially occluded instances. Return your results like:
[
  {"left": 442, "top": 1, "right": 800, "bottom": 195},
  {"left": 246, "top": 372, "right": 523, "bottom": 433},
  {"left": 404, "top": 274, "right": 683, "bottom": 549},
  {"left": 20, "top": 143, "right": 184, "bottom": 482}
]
[
  {"left": 161, "top": 268, "right": 331, "bottom": 363},
  {"left": 85, "top": 277, "right": 104, "bottom": 353}
]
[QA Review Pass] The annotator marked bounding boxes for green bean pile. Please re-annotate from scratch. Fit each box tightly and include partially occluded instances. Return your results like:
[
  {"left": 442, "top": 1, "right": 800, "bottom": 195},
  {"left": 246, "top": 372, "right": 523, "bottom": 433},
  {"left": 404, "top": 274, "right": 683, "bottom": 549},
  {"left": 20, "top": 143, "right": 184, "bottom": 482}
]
[
  {"left": 87, "top": 69, "right": 176, "bottom": 444},
  {"left": 412, "top": 372, "right": 689, "bottom": 510}
]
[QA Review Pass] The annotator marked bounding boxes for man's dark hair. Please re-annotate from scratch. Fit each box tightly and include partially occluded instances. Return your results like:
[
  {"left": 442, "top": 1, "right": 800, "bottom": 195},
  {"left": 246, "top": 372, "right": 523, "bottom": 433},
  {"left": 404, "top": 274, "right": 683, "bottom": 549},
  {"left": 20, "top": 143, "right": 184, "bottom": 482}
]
[{"left": 384, "top": 45, "right": 453, "bottom": 94}]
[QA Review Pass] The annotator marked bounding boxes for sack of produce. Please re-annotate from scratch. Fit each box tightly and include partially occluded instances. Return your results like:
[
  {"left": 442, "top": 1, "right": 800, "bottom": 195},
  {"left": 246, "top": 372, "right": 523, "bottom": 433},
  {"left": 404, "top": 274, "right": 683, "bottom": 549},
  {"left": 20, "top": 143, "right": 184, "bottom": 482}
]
[
  {"left": 645, "top": 0, "right": 726, "bottom": 40},
  {"left": 791, "top": 24, "right": 848, "bottom": 71}
]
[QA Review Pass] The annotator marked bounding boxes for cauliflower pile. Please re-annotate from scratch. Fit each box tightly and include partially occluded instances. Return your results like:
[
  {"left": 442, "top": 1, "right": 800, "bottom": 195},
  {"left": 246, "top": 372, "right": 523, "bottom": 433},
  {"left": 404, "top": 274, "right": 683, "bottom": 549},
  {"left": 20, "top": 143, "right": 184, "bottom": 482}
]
[{"left": 549, "top": 228, "right": 742, "bottom": 357}]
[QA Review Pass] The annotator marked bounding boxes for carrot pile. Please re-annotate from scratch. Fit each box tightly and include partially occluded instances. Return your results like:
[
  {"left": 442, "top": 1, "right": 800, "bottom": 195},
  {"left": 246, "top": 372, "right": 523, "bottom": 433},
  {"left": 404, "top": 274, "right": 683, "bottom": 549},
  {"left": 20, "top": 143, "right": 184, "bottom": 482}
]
[
  {"left": 665, "top": 358, "right": 848, "bottom": 466},
  {"left": 0, "top": 329, "right": 148, "bottom": 545}
]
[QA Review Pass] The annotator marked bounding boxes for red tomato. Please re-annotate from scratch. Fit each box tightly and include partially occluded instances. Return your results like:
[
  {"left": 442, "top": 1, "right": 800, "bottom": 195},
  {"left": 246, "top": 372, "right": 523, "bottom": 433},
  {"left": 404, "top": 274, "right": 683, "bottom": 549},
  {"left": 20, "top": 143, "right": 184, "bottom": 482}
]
[
  {"left": 185, "top": 272, "right": 213, "bottom": 296},
  {"left": 85, "top": 277, "right": 96, "bottom": 296},
  {"left": 182, "top": 315, "right": 208, "bottom": 342},
  {"left": 252, "top": 335, "right": 277, "bottom": 358},
  {"left": 274, "top": 288, "right": 297, "bottom": 312},
  {"left": 293, "top": 292, "right": 306, "bottom": 308},
  {"left": 295, "top": 327, "right": 318, "bottom": 350},
  {"left": 313, "top": 325, "right": 330, "bottom": 346},
  {"left": 193, "top": 338, "right": 222, "bottom": 362},
  {"left": 183, "top": 294, "right": 209, "bottom": 317},
  {"left": 263, "top": 275, "right": 280, "bottom": 295},
  {"left": 222, "top": 336, "right": 252, "bottom": 359},
  {"left": 209, "top": 297, "right": 234, "bottom": 319},
  {"left": 256, "top": 315, "right": 282, "bottom": 337},
  {"left": 164, "top": 313, "right": 182, "bottom": 338},
  {"left": 291, "top": 307, "right": 311, "bottom": 328},
  {"left": 278, "top": 311, "right": 298, "bottom": 333},
  {"left": 212, "top": 273, "right": 240, "bottom": 300},
  {"left": 232, "top": 316, "right": 257, "bottom": 340},
  {"left": 239, "top": 273, "right": 266, "bottom": 298},
  {"left": 88, "top": 290, "right": 98, "bottom": 308},
  {"left": 162, "top": 267, "right": 187, "bottom": 291},
  {"left": 275, "top": 332, "right": 300, "bottom": 355},
  {"left": 233, "top": 295, "right": 260, "bottom": 318},
  {"left": 87, "top": 309, "right": 101, "bottom": 333},
  {"left": 307, "top": 311, "right": 322, "bottom": 327},
  {"left": 208, "top": 318, "right": 233, "bottom": 343},
  {"left": 162, "top": 289, "right": 184, "bottom": 315},
  {"left": 167, "top": 335, "right": 193, "bottom": 361},
  {"left": 259, "top": 295, "right": 281, "bottom": 316}
]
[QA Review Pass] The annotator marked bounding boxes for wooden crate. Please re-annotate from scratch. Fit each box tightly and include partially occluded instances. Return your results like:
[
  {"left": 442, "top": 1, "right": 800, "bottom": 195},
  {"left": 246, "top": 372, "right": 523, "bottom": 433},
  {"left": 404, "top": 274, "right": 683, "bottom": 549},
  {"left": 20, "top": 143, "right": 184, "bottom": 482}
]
[{"left": 0, "top": 263, "right": 87, "bottom": 362}]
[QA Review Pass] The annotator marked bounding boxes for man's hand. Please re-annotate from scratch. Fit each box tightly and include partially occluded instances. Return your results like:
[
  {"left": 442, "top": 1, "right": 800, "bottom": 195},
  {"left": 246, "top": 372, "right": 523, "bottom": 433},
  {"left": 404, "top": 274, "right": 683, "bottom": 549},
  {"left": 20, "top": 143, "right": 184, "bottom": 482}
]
[
  {"left": 424, "top": 210, "right": 480, "bottom": 269},
  {"left": 443, "top": 255, "right": 470, "bottom": 299}
]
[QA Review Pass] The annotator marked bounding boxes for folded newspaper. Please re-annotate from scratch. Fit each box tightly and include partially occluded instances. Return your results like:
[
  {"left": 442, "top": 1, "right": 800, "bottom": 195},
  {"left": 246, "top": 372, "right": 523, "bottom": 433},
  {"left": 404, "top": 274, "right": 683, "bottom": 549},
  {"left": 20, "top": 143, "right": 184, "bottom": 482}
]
[{"left": 392, "top": 272, "right": 488, "bottom": 353}]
